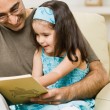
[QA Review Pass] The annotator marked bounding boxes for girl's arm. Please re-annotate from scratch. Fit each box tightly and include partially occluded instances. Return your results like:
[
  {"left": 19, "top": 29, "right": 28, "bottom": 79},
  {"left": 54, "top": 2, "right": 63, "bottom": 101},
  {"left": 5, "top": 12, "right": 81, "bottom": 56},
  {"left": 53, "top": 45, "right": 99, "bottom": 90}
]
[
  {"left": 37, "top": 49, "right": 84, "bottom": 87},
  {"left": 32, "top": 49, "right": 43, "bottom": 79}
]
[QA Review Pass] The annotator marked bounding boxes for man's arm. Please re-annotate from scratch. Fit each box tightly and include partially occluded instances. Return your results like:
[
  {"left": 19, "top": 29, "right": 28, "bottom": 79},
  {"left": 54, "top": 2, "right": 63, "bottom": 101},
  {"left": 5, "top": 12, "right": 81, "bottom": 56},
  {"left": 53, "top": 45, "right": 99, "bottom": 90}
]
[
  {"left": 68, "top": 61, "right": 109, "bottom": 100},
  {"left": 30, "top": 61, "right": 109, "bottom": 104}
]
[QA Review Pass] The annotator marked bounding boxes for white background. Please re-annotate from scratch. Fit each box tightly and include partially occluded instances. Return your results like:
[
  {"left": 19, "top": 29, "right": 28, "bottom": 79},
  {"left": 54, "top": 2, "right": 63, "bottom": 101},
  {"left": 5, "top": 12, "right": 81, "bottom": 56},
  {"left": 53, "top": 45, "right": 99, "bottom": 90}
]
[
  {"left": 22, "top": 0, "right": 110, "bottom": 8},
  {"left": 22, "top": 0, "right": 110, "bottom": 41}
]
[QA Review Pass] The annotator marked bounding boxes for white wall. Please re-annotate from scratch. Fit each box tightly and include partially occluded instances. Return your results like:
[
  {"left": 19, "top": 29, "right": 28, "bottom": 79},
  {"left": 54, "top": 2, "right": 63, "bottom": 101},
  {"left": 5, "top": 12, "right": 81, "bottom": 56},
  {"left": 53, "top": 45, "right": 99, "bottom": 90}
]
[
  {"left": 22, "top": 0, "right": 85, "bottom": 8},
  {"left": 22, "top": 0, "right": 110, "bottom": 41},
  {"left": 22, "top": 0, "right": 110, "bottom": 8}
]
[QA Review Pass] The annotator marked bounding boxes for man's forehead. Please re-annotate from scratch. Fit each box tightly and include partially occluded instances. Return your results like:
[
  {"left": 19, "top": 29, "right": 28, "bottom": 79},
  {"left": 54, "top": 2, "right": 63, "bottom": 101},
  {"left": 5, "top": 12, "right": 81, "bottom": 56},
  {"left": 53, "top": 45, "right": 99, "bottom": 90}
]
[{"left": 0, "top": 0, "right": 20, "bottom": 12}]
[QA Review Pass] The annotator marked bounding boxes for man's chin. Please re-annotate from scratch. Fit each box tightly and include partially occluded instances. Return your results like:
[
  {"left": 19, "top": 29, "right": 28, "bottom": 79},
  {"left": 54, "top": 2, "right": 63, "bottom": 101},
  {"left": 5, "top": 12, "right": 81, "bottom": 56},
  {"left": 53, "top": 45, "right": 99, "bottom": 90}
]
[
  {"left": 8, "top": 23, "right": 24, "bottom": 31},
  {"left": 11, "top": 26, "right": 23, "bottom": 31}
]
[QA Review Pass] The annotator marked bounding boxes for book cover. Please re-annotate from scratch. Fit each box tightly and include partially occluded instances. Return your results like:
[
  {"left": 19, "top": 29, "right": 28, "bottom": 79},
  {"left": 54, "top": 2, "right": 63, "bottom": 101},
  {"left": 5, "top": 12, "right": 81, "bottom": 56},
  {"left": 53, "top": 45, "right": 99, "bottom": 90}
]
[{"left": 0, "top": 74, "right": 48, "bottom": 104}]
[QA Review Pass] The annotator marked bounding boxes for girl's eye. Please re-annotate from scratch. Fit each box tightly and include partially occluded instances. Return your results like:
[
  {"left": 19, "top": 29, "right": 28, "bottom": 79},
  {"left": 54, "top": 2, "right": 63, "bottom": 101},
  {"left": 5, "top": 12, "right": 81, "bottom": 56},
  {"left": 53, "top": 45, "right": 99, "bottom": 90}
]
[
  {"left": 36, "top": 34, "right": 39, "bottom": 36},
  {"left": 44, "top": 34, "right": 49, "bottom": 37}
]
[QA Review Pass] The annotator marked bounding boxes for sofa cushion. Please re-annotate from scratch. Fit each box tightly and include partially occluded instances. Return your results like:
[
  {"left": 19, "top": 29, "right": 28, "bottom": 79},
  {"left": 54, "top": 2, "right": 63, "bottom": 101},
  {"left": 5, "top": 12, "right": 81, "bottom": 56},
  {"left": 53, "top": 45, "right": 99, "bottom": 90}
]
[
  {"left": 108, "top": 41, "right": 110, "bottom": 73},
  {"left": 73, "top": 12, "right": 109, "bottom": 74}
]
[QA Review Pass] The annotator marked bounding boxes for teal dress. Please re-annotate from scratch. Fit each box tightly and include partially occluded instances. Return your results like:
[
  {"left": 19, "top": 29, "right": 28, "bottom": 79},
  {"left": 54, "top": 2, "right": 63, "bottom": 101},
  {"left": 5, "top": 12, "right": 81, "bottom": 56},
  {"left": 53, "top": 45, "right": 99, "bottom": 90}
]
[{"left": 10, "top": 50, "right": 95, "bottom": 110}]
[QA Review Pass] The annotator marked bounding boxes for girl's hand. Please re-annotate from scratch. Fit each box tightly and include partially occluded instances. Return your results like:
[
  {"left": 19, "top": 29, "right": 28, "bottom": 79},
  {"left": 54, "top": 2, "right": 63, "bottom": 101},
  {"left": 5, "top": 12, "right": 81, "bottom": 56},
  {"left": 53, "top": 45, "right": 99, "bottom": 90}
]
[{"left": 30, "top": 87, "right": 74, "bottom": 105}]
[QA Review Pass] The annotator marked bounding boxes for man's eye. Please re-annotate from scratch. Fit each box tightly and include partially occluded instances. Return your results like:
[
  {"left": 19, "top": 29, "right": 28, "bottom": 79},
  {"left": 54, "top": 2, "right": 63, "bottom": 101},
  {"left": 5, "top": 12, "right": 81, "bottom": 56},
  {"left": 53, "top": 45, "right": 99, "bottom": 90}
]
[
  {"left": 11, "top": 2, "right": 19, "bottom": 14},
  {"left": 12, "top": 9, "right": 19, "bottom": 14},
  {"left": 0, "top": 13, "right": 6, "bottom": 18},
  {"left": 0, "top": 15, "right": 6, "bottom": 19}
]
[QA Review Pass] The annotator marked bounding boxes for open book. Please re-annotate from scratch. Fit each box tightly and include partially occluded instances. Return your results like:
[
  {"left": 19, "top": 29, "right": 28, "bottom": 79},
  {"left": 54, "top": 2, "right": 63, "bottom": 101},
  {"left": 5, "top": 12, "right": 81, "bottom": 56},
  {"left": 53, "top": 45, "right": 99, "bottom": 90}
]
[{"left": 0, "top": 74, "right": 48, "bottom": 104}]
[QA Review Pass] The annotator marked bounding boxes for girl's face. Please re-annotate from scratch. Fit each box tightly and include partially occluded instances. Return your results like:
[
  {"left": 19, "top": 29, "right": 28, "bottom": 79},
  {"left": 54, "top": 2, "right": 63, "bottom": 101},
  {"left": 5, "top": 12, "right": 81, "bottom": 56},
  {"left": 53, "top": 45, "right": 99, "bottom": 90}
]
[{"left": 32, "top": 20, "right": 56, "bottom": 56}]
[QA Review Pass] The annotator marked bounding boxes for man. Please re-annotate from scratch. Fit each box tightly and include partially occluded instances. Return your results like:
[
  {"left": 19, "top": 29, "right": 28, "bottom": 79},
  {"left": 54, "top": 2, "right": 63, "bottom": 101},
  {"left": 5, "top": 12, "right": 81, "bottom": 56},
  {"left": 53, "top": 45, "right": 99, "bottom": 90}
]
[{"left": 0, "top": 0, "right": 109, "bottom": 109}]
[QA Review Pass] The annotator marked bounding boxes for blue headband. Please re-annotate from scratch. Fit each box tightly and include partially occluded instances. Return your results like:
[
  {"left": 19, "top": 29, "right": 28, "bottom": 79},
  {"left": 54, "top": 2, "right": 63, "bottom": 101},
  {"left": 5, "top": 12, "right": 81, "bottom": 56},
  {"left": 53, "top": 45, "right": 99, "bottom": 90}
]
[{"left": 33, "top": 7, "right": 55, "bottom": 24}]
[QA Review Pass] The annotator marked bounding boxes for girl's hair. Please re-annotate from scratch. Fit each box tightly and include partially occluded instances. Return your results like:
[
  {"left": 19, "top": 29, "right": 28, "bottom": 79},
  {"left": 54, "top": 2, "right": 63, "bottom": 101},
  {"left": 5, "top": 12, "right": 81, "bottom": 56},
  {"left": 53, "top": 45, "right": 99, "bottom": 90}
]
[{"left": 36, "top": 0, "right": 88, "bottom": 62}]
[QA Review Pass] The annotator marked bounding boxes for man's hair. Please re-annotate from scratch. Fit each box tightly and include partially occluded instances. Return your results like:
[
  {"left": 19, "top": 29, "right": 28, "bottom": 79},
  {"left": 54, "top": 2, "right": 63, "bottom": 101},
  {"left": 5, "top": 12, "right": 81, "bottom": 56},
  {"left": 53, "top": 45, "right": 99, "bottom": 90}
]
[{"left": 36, "top": 0, "right": 88, "bottom": 62}]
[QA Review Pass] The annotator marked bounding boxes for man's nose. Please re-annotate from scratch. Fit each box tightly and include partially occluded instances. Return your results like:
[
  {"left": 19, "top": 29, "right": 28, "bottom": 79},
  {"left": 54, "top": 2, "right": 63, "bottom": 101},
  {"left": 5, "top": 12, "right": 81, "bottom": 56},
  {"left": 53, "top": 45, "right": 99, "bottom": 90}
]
[{"left": 7, "top": 14, "right": 18, "bottom": 25}]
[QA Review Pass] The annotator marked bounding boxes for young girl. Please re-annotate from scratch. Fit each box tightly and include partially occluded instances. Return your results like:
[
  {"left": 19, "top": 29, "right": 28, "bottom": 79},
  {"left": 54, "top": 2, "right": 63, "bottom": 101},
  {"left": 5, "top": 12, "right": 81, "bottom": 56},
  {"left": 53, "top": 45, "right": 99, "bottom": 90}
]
[
  {"left": 31, "top": 1, "right": 95, "bottom": 110},
  {"left": 12, "top": 1, "right": 95, "bottom": 110}
]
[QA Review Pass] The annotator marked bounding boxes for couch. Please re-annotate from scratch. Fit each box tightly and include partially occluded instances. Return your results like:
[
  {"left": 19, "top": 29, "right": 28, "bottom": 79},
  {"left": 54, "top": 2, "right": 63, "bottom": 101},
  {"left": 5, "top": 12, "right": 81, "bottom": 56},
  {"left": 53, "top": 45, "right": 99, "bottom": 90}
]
[
  {"left": 74, "top": 12, "right": 110, "bottom": 110},
  {"left": 0, "top": 12, "right": 110, "bottom": 110}
]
